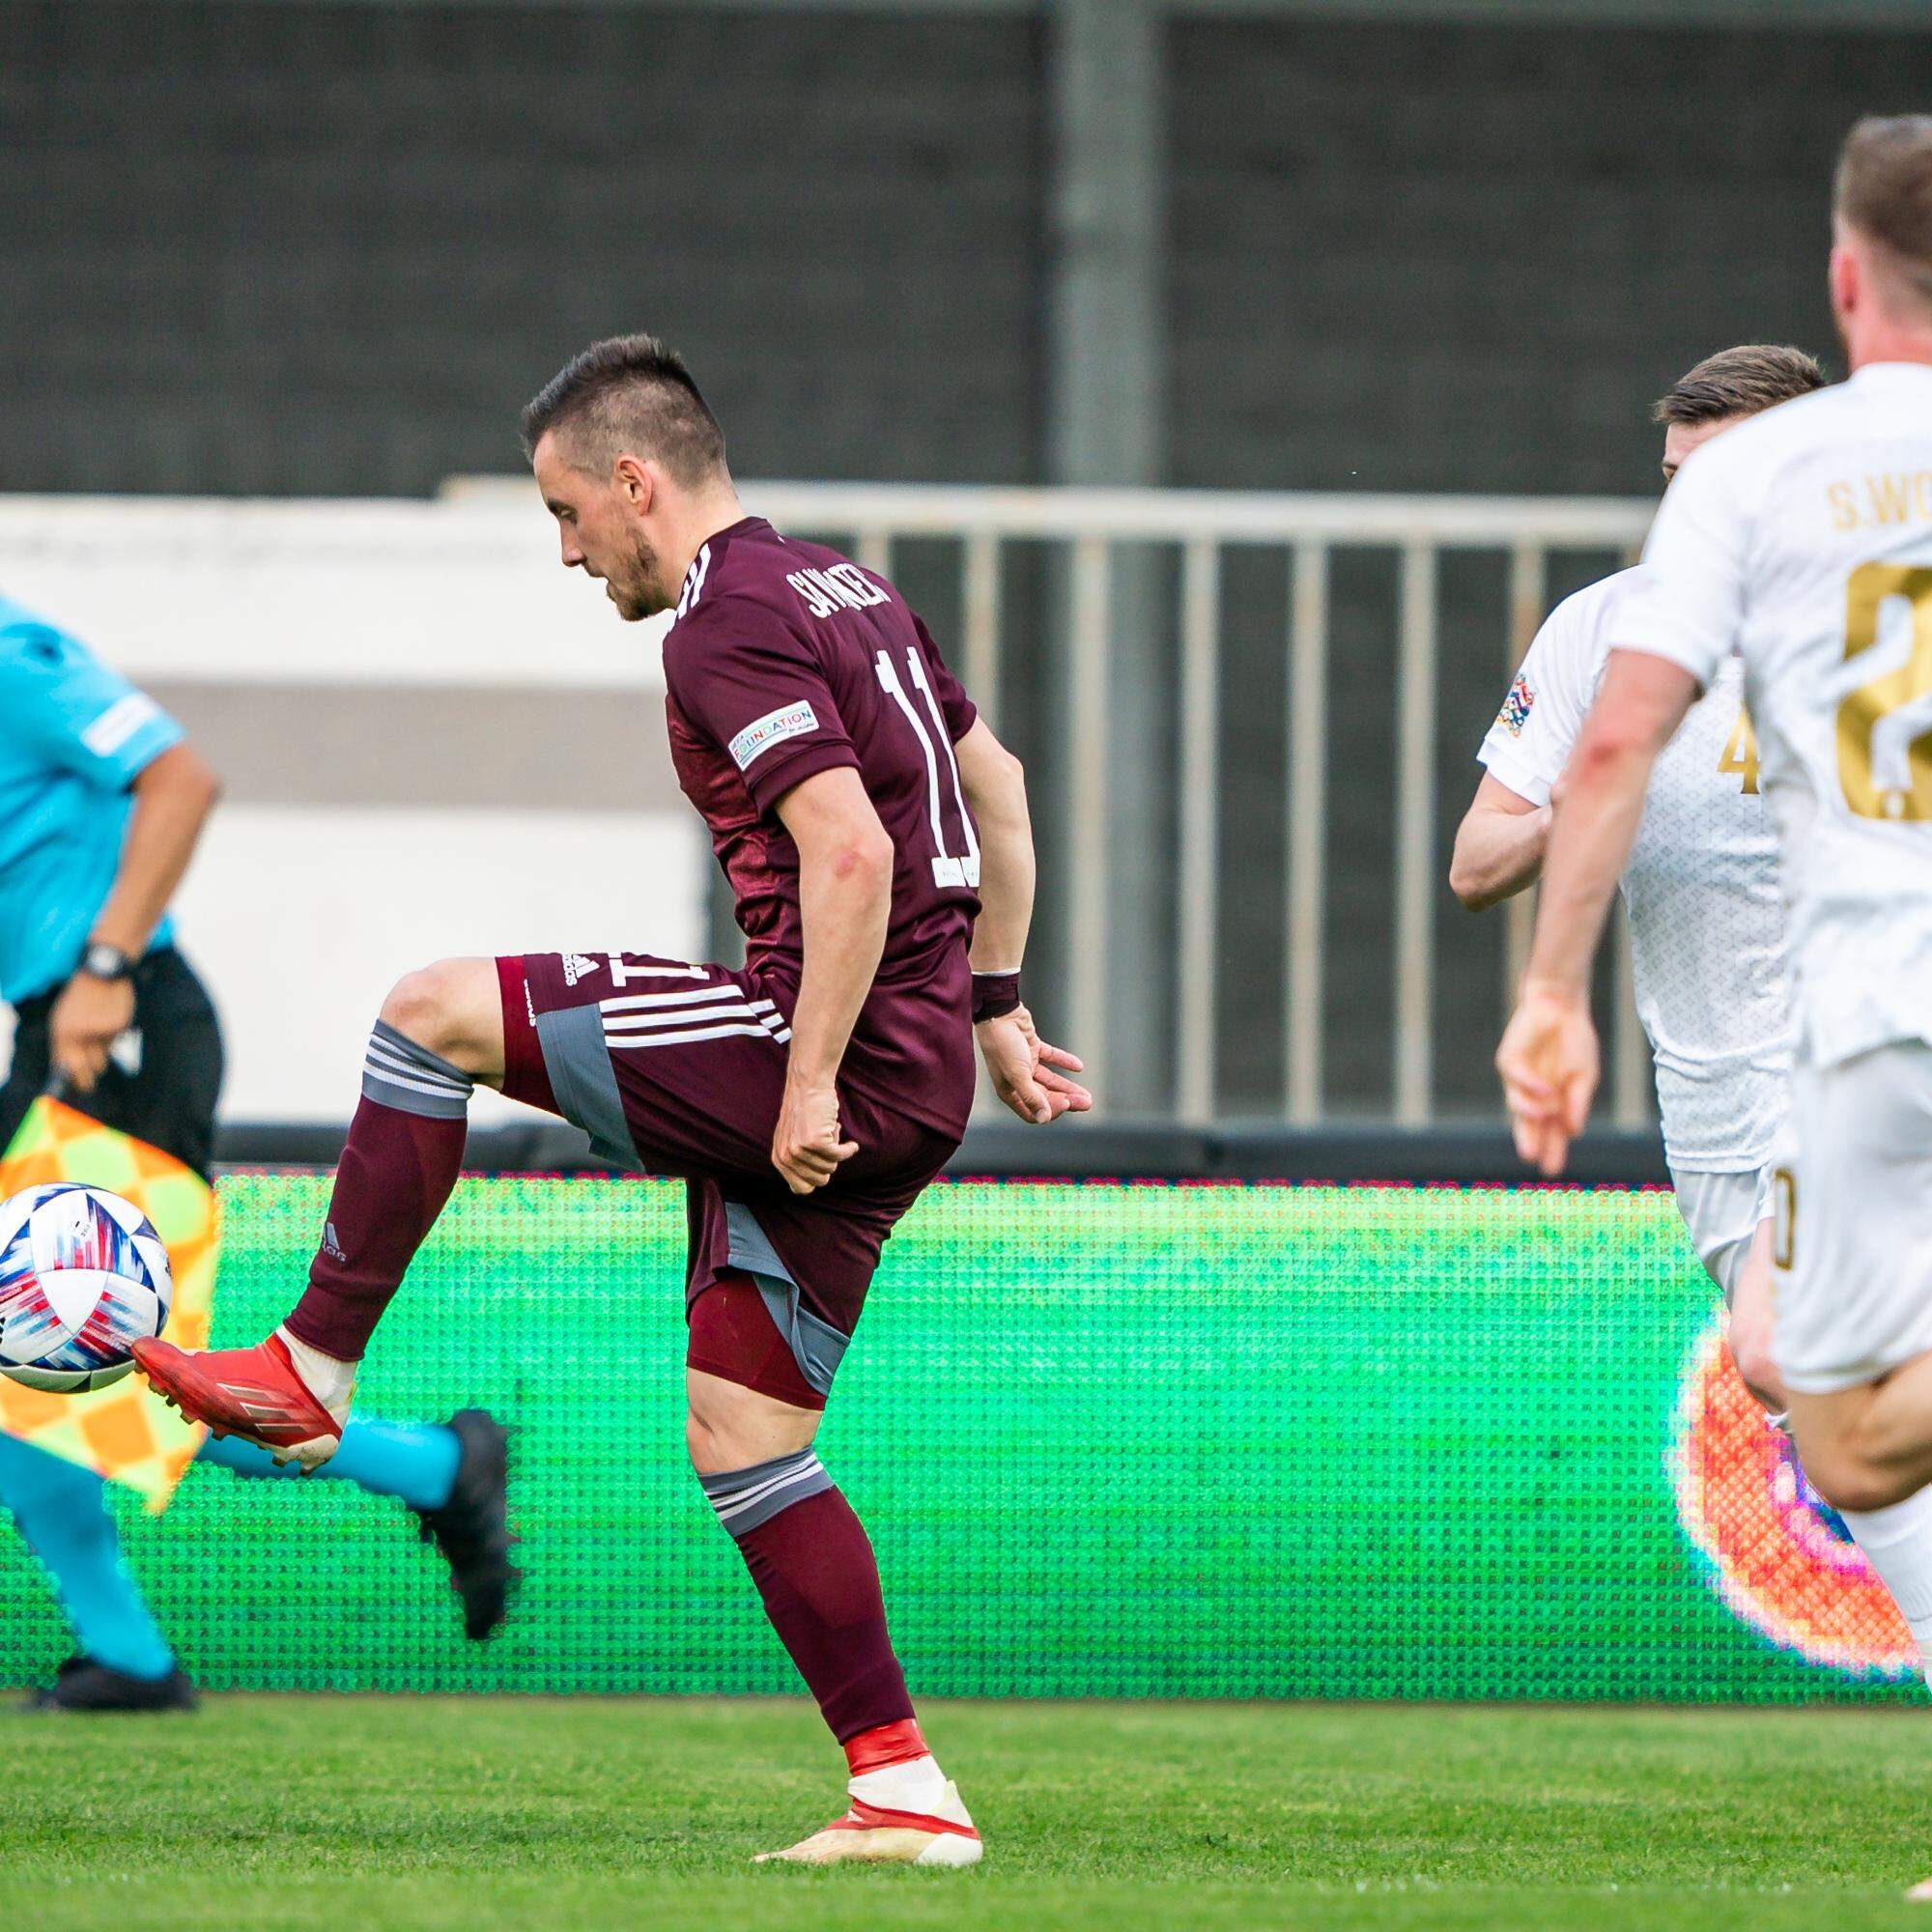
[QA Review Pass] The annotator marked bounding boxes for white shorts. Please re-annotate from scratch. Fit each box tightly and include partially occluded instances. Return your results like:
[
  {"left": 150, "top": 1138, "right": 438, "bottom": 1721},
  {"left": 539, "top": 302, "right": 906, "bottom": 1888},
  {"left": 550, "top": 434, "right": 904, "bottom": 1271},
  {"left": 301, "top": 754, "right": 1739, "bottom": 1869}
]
[
  {"left": 1773, "top": 1040, "right": 1932, "bottom": 1397},
  {"left": 1670, "top": 1162, "right": 1776, "bottom": 1306}
]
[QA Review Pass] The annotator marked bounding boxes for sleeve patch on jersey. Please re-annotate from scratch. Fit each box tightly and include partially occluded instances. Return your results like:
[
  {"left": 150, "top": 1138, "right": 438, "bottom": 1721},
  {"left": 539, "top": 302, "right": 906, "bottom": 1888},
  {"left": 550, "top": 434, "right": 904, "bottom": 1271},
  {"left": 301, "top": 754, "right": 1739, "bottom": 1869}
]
[
  {"left": 80, "top": 692, "right": 161, "bottom": 757},
  {"left": 729, "top": 700, "right": 820, "bottom": 771},
  {"left": 1496, "top": 673, "right": 1535, "bottom": 739}
]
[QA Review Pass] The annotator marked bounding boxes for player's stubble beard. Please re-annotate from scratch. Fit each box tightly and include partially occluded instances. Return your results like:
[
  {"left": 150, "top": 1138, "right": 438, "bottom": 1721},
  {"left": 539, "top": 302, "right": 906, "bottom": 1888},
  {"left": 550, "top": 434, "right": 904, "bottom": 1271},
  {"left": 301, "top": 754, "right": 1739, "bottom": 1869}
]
[{"left": 609, "top": 528, "right": 669, "bottom": 622}]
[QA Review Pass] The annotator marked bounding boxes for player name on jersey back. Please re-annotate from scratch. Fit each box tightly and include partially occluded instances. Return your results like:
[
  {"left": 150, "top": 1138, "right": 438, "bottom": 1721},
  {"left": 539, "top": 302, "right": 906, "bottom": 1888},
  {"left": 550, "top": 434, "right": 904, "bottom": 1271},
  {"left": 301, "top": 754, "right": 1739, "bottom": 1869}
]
[
  {"left": 1826, "top": 469, "right": 1932, "bottom": 533},
  {"left": 1610, "top": 362, "right": 1932, "bottom": 1071},
  {"left": 786, "top": 562, "right": 890, "bottom": 618}
]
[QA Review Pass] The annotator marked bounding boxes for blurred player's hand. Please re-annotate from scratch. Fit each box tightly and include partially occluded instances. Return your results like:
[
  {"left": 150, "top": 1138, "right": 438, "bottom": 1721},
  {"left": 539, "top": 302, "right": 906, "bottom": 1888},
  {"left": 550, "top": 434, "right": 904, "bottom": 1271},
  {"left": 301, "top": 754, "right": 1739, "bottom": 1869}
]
[
  {"left": 771, "top": 1079, "right": 859, "bottom": 1194},
  {"left": 49, "top": 971, "right": 136, "bottom": 1094},
  {"left": 1496, "top": 980, "right": 1599, "bottom": 1177},
  {"left": 977, "top": 1007, "right": 1092, "bottom": 1125}
]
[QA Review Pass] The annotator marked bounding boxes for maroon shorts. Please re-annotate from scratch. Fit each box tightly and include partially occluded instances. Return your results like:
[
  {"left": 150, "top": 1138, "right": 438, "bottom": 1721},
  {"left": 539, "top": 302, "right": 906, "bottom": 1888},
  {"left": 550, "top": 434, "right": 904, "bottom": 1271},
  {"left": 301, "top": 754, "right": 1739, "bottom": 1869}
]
[{"left": 497, "top": 952, "right": 957, "bottom": 1400}]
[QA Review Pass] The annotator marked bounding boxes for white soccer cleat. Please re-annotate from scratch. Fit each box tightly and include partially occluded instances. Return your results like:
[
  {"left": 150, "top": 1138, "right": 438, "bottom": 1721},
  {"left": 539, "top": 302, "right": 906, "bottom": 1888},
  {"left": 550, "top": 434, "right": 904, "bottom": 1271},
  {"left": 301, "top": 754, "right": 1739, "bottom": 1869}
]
[{"left": 755, "top": 1775, "right": 982, "bottom": 1867}]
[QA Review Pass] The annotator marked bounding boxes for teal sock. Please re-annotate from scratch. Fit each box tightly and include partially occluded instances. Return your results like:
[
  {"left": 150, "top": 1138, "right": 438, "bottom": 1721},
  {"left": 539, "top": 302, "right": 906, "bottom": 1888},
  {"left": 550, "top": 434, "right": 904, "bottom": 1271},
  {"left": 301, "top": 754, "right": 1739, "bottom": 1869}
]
[
  {"left": 0, "top": 1435, "right": 176, "bottom": 1681},
  {"left": 199, "top": 1415, "right": 460, "bottom": 1511}
]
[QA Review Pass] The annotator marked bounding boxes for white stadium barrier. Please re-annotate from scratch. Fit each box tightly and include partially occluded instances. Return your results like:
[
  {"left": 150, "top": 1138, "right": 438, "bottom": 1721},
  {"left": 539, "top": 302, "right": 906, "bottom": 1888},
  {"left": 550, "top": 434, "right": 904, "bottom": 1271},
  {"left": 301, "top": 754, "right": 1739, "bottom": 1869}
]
[
  {"left": 2, "top": 482, "right": 1660, "bottom": 1128},
  {"left": 458, "top": 477, "right": 1661, "bottom": 1129}
]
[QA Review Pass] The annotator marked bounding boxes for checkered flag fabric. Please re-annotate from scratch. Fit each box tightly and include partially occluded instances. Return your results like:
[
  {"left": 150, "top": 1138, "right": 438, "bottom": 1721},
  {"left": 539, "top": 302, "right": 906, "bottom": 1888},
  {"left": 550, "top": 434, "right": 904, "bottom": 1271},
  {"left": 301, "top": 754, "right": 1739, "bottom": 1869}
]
[{"left": 0, "top": 1097, "right": 217, "bottom": 1509}]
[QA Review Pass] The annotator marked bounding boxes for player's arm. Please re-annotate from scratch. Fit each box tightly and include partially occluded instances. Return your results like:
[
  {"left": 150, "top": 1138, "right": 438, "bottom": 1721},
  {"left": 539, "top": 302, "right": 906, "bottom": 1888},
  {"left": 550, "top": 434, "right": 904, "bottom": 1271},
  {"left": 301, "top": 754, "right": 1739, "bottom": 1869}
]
[
  {"left": 1496, "top": 650, "right": 1696, "bottom": 1175},
  {"left": 1457, "top": 605, "right": 1594, "bottom": 913},
  {"left": 53, "top": 740, "right": 222, "bottom": 1092},
  {"left": 1448, "top": 774, "right": 1550, "bottom": 911},
  {"left": 88, "top": 740, "right": 223, "bottom": 967},
  {"left": 769, "top": 766, "right": 895, "bottom": 1195},
  {"left": 954, "top": 719, "right": 1090, "bottom": 1125}
]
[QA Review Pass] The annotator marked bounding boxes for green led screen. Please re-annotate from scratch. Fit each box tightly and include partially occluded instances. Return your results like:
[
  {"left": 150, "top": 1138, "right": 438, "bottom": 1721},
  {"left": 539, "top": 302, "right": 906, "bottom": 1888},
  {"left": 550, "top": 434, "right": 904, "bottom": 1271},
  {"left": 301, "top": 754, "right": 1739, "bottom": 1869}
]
[{"left": 0, "top": 1173, "right": 1918, "bottom": 1703}]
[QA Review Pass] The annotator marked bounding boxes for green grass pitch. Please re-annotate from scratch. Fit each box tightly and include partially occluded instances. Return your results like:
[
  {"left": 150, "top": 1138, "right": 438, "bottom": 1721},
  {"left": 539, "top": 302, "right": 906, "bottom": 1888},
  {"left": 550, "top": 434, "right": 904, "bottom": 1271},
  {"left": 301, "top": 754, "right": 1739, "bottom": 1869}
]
[{"left": 9, "top": 1695, "right": 1932, "bottom": 1930}]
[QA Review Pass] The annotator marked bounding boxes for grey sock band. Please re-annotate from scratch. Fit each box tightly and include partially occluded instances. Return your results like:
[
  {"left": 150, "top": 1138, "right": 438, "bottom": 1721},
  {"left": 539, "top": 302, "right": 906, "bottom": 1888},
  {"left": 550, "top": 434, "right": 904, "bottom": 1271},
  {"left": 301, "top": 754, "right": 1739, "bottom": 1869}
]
[
  {"left": 698, "top": 1446, "right": 833, "bottom": 1539},
  {"left": 361, "top": 1019, "right": 474, "bottom": 1120}
]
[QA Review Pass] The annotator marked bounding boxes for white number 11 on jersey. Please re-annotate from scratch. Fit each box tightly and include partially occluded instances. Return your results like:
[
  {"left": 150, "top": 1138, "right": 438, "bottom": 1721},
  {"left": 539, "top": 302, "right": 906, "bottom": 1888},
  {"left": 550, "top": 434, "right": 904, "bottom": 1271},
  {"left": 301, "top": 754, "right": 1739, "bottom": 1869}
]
[{"left": 874, "top": 648, "right": 981, "bottom": 889}]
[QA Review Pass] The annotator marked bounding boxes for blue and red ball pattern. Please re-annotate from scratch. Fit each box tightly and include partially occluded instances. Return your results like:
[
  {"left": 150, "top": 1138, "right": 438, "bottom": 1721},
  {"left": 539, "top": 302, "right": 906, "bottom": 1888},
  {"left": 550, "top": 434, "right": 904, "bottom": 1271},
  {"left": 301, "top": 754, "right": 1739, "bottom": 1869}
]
[{"left": 0, "top": 1181, "right": 174, "bottom": 1392}]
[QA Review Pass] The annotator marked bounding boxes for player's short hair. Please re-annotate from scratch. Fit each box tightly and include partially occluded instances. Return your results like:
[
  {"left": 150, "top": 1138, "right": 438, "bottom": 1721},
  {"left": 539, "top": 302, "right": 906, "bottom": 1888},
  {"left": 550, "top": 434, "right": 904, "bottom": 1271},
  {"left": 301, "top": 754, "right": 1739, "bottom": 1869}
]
[
  {"left": 1835, "top": 116, "right": 1932, "bottom": 312},
  {"left": 521, "top": 333, "right": 728, "bottom": 486},
  {"left": 1651, "top": 344, "right": 1827, "bottom": 428}
]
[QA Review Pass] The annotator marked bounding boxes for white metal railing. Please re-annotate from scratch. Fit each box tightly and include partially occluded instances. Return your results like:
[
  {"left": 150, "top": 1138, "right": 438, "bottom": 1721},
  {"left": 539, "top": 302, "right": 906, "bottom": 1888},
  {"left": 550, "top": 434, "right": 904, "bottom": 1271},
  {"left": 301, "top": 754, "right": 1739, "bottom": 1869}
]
[{"left": 447, "top": 475, "right": 1659, "bottom": 1126}]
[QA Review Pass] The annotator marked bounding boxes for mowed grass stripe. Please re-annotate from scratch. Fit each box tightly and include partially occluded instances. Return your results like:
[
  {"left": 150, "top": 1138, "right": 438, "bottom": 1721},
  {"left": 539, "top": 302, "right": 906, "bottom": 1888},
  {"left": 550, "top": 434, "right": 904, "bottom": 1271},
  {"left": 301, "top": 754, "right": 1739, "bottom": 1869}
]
[{"left": 7, "top": 1696, "right": 1931, "bottom": 1929}]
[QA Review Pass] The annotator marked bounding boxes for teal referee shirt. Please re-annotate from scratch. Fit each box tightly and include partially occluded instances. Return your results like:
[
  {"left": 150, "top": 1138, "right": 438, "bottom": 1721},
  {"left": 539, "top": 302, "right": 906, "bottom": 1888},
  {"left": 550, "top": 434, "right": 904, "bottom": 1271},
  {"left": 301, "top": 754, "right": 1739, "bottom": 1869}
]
[{"left": 0, "top": 595, "right": 185, "bottom": 1006}]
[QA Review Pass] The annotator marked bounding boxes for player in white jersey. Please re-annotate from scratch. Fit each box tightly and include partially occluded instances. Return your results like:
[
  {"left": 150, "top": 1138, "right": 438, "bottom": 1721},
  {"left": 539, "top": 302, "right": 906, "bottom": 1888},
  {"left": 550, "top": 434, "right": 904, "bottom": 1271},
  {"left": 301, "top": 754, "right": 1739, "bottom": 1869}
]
[
  {"left": 1498, "top": 128, "right": 1932, "bottom": 1814},
  {"left": 1455, "top": 345, "right": 1822, "bottom": 1418}
]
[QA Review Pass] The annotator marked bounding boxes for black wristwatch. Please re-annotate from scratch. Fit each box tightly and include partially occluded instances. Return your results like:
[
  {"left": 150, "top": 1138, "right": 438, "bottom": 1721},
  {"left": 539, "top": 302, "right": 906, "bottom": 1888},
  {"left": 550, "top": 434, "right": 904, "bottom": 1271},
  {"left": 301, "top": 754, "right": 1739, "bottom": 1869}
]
[{"left": 78, "top": 942, "right": 134, "bottom": 983}]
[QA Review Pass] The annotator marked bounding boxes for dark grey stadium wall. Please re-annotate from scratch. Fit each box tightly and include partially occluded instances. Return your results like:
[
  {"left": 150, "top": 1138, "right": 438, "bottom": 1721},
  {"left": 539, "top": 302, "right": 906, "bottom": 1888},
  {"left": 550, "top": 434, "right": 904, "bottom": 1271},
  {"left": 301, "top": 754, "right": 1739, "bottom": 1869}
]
[
  {"left": 9, "top": 4, "right": 1932, "bottom": 1118},
  {"left": 0, "top": 1, "right": 1048, "bottom": 495},
  {"left": 14, "top": 6, "right": 1925, "bottom": 499},
  {"left": 1170, "top": 18, "right": 1932, "bottom": 497}
]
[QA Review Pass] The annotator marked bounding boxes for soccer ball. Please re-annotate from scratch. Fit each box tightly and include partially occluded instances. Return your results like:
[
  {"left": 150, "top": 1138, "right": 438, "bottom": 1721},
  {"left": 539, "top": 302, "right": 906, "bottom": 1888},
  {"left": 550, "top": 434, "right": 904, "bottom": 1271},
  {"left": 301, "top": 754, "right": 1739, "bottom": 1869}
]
[{"left": 0, "top": 1183, "right": 174, "bottom": 1393}]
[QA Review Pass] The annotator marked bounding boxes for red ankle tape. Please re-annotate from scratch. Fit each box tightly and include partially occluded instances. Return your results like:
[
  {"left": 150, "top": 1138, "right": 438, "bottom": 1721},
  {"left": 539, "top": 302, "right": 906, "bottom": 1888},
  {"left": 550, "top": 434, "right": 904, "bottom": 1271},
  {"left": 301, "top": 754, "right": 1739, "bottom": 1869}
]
[{"left": 843, "top": 1719, "right": 928, "bottom": 1776}]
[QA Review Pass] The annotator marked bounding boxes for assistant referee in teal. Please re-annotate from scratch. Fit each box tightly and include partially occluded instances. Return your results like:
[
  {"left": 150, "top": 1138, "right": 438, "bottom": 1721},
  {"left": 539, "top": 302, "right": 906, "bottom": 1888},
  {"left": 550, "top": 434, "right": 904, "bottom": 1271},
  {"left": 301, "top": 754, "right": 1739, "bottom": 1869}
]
[
  {"left": 0, "top": 597, "right": 225, "bottom": 1163},
  {"left": 0, "top": 592, "right": 517, "bottom": 1710}
]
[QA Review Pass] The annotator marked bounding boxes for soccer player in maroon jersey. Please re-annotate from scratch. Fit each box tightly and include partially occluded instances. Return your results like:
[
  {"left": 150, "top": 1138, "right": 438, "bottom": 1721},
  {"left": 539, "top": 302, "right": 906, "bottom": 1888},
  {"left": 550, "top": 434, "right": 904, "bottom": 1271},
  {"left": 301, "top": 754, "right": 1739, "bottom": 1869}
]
[{"left": 134, "top": 333, "right": 1089, "bottom": 1865}]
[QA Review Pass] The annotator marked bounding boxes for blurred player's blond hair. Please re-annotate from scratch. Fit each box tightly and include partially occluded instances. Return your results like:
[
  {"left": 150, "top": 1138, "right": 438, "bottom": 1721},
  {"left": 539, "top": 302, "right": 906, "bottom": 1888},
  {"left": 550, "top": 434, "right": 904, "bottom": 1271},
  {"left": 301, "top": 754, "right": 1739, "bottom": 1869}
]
[{"left": 1836, "top": 115, "right": 1932, "bottom": 315}]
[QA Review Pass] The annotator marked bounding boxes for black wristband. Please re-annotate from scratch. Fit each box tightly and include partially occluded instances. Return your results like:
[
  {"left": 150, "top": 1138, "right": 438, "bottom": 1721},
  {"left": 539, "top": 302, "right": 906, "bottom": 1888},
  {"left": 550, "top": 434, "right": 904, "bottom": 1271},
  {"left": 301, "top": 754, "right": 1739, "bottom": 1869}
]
[
  {"left": 972, "top": 971, "right": 1022, "bottom": 1025},
  {"left": 79, "top": 941, "right": 135, "bottom": 983}
]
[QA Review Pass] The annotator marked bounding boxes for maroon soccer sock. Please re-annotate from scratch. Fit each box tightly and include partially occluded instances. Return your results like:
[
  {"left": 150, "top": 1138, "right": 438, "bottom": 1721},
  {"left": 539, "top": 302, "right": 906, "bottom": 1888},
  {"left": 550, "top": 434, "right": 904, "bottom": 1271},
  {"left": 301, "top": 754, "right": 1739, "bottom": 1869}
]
[
  {"left": 282, "top": 1022, "right": 471, "bottom": 1361},
  {"left": 699, "top": 1449, "right": 917, "bottom": 1743}
]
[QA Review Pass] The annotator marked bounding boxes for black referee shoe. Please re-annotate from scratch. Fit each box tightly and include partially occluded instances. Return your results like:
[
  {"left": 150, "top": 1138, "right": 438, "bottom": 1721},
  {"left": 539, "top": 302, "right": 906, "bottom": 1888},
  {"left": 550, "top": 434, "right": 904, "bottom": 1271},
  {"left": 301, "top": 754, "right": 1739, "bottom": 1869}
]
[
  {"left": 412, "top": 1408, "right": 519, "bottom": 1640},
  {"left": 24, "top": 1653, "right": 199, "bottom": 1714}
]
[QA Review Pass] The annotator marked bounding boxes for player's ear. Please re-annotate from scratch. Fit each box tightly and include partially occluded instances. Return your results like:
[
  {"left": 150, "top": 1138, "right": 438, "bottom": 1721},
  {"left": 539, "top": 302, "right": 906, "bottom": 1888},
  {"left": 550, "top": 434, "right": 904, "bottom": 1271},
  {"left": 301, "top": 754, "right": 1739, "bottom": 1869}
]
[
  {"left": 613, "top": 452, "right": 654, "bottom": 514},
  {"left": 1829, "top": 235, "right": 1861, "bottom": 324}
]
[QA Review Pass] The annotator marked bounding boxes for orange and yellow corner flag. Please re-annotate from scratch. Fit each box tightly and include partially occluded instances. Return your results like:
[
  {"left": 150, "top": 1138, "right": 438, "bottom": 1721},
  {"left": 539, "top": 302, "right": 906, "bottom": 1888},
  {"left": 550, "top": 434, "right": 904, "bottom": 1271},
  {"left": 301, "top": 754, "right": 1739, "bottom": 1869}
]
[{"left": 0, "top": 1096, "right": 216, "bottom": 1511}]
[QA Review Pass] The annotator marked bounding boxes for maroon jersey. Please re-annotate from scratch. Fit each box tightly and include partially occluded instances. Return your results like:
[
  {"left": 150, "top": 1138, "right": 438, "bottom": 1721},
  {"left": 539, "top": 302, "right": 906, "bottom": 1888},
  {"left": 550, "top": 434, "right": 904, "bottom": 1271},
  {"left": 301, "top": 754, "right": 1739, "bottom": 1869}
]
[{"left": 662, "top": 517, "right": 981, "bottom": 1140}]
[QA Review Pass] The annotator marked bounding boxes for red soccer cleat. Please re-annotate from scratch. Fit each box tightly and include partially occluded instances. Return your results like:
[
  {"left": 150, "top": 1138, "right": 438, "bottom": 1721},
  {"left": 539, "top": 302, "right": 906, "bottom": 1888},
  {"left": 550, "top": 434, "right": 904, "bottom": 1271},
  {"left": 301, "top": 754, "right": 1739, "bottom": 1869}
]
[{"left": 132, "top": 1333, "right": 348, "bottom": 1470}]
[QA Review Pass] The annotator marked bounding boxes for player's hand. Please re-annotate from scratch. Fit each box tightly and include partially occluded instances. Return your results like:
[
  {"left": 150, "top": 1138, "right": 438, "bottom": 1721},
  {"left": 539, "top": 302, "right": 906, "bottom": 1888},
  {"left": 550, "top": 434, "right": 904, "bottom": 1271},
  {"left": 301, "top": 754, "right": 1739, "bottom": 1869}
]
[
  {"left": 49, "top": 972, "right": 136, "bottom": 1094},
  {"left": 1495, "top": 979, "right": 1599, "bottom": 1178},
  {"left": 771, "top": 1078, "right": 859, "bottom": 1195},
  {"left": 977, "top": 1007, "right": 1092, "bottom": 1125}
]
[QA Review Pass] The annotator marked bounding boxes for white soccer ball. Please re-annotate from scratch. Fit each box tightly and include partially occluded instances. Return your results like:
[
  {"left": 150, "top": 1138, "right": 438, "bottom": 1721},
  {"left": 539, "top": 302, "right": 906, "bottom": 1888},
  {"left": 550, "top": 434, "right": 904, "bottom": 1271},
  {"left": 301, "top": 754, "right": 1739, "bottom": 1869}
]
[{"left": 0, "top": 1182, "right": 174, "bottom": 1393}]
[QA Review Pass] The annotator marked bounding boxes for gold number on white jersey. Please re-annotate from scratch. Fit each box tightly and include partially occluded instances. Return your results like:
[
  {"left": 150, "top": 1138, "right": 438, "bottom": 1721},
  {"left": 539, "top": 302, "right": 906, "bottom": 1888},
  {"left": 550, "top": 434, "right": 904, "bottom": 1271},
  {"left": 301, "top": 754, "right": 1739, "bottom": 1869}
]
[
  {"left": 1838, "top": 563, "right": 1932, "bottom": 821},
  {"left": 1717, "top": 707, "right": 1759, "bottom": 794}
]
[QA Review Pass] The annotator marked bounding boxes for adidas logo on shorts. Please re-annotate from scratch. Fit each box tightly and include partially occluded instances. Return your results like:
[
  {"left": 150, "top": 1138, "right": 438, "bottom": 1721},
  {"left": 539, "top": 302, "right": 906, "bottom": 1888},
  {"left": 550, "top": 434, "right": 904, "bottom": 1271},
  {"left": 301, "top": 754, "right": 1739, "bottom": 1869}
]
[{"left": 561, "top": 953, "right": 600, "bottom": 986}]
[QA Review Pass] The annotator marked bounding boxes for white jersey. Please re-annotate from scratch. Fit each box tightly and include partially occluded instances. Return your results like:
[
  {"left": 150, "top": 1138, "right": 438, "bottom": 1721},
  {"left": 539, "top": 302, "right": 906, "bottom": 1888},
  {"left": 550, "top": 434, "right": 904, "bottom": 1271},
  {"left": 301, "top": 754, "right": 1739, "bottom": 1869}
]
[
  {"left": 1611, "top": 362, "right": 1932, "bottom": 1071},
  {"left": 1479, "top": 567, "right": 1791, "bottom": 1169}
]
